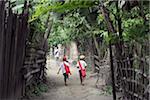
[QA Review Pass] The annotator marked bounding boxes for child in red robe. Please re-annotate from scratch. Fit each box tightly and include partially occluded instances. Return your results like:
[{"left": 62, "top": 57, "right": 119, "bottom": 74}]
[{"left": 57, "top": 56, "right": 71, "bottom": 86}]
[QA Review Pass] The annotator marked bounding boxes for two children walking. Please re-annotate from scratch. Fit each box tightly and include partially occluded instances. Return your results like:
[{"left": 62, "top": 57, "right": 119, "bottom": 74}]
[{"left": 57, "top": 55, "right": 87, "bottom": 86}]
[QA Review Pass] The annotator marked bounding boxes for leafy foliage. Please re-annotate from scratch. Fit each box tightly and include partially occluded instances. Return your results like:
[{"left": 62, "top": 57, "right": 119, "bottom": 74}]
[
  {"left": 121, "top": 6, "right": 149, "bottom": 43},
  {"left": 26, "top": 82, "right": 48, "bottom": 97},
  {"left": 100, "top": 85, "right": 112, "bottom": 96},
  {"left": 28, "top": 0, "right": 149, "bottom": 51},
  {"left": 48, "top": 11, "right": 92, "bottom": 45},
  {"left": 30, "top": 0, "right": 98, "bottom": 22}
]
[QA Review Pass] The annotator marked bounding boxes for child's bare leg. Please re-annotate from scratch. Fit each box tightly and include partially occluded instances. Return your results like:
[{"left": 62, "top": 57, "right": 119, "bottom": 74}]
[
  {"left": 63, "top": 73, "right": 67, "bottom": 86},
  {"left": 79, "top": 70, "right": 83, "bottom": 84}
]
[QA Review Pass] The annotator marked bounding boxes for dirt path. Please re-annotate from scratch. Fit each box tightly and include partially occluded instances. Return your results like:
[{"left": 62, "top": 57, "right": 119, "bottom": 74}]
[{"left": 33, "top": 57, "right": 113, "bottom": 100}]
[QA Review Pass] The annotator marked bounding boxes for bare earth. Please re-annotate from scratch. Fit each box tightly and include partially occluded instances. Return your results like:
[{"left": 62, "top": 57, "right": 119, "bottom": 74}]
[{"left": 33, "top": 57, "right": 113, "bottom": 100}]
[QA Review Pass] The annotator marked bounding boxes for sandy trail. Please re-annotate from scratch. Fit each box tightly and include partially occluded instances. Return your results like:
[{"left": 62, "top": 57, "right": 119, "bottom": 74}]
[{"left": 33, "top": 57, "right": 113, "bottom": 100}]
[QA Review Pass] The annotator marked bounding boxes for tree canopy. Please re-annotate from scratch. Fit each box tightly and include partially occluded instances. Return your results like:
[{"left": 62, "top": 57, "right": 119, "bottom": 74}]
[{"left": 10, "top": 0, "right": 150, "bottom": 47}]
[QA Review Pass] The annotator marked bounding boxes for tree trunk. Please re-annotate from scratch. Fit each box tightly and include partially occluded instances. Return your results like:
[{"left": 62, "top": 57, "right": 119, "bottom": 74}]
[
  {"left": 99, "top": 1, "right": 117, "bottom": 99},
  {"left": 88, "top": 38, "right": 95, "bottom": 73},
  {"left": 93, "top": 36, "right": 101, "bottom": 59}
]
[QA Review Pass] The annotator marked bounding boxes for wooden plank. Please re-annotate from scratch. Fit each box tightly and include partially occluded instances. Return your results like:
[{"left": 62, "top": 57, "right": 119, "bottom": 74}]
[
  {"left": 0, "top": 1, "right": 5, "bottom": 98},
  {"left": 95, "top": 60, "right": 100, "bottom": 67},
  {"left": 11, "top": 15, "right": 20, "bottom": 99},
  {"left": 115, "top": 57, "right": 148, "bottom": 63},
  {"left": 25, "top": 75, "right": 34, "bottom": 86},
  {"left": 94, "top": 55, "right": 99, "bottom": 60},
  {"left": 36, "top": 59, "right": 45, "bottom": 63},
  {"left": 24, "top": 68, "right": 40, "bottom": 79},
  {"left": 37, "top": 50, "right": 45, "bottom": 55},
  {"left": 0, "top": 2, "right": 29, "bottom": 99},
  {"left": 24, "top": 63, "right": 39, "bottom": 68},
  {"left": 42, "top": 62, "right": 46, "bottom": 66},
  {"left": 26, "top": 75, "right": 33, "bottom": 83},
  {"left": 121, "top": 77, "right": 146, "bottom": 90},
  {"left": 121, "top": 68, "right": 148, "bottom": 78},
  {"left": 24, "top": 56, "right": 36, "bottom": 61},
  {"left": 123, "top": 87, "right": 147, "bottom": 100},
  {"left": 4, "top": 6, "right": 13, "bottom": 98},
  {"left": 19, "top": 7, "right": 29, "bottom": 97},
  {"left": 6, "top": 13, "right": 17, "bottom": 99},
  {"left": 95, "top": 67, "right": 100, "bottom": 71},
  {"left": 25, "top": 53, "right": 38, "bottom": 58},
  {"left": 24, "top": 60, "right": 34, "bottom": 65},
  {"left": 14, "top": 14, "right": 25, "bottom": 98}
]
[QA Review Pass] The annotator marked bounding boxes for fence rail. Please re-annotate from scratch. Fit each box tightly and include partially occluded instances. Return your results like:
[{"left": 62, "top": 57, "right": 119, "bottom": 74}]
[
  {"left": 0, "top": 1, "right": 48, "bottom": 99},
  {"left": 0, "top": 1, "right": 29, "bottom": 99},
  {"left": 23, "top": 47, "right": 47, "bottom": 87},
  {"left": 115, "top": 52, "right": 149, "bottom": 100}
]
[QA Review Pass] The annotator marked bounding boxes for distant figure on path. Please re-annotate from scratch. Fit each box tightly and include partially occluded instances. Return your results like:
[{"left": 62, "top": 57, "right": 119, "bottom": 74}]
[
  {"left": 57, "top": 56, "right": 71, "bottom": 86},
  {"left": 76, "top": 55, "right": 87, "bottom": 86},
  {"left": 54, "top": 46, "right": 60, "bottom": 60}
]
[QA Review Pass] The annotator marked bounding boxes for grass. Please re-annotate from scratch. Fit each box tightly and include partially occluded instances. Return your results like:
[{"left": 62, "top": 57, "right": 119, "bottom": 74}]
[
  {"left": 33, "top": 82, "right": 48, "bottom": 96},
  {"left": 25, "top": 82, "right": 49, "bottom": 98},
  {"left": 100, "top": 85, "right": 112, "bottom": 96}
]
